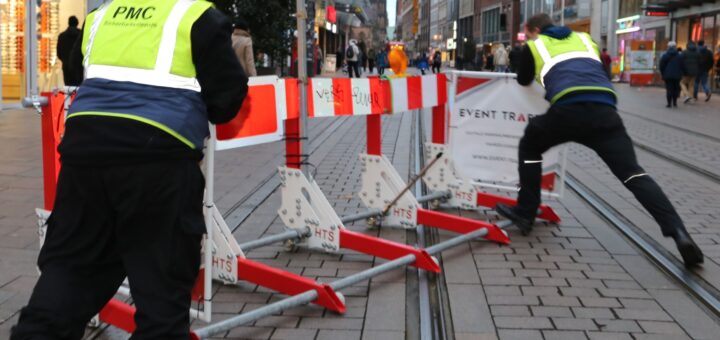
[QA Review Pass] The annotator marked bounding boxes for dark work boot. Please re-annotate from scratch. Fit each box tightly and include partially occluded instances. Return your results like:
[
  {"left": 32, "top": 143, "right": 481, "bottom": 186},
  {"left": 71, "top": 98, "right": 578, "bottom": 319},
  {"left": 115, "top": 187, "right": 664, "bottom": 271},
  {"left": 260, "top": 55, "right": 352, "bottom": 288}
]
[
  {"left": 673, "top": 229, "right": 704, "bottom": 267},
  {"left": 495, "top": 203, "right": 535, "bottom": 235}
]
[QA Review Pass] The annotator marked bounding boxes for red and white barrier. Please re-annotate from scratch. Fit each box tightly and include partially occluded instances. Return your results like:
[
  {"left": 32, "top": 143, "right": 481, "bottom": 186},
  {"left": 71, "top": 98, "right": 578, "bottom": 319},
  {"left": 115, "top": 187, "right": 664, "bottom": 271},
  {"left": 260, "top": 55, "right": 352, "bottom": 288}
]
[{"left": 421, "top": 71, "right": 562, "bottom": 222}]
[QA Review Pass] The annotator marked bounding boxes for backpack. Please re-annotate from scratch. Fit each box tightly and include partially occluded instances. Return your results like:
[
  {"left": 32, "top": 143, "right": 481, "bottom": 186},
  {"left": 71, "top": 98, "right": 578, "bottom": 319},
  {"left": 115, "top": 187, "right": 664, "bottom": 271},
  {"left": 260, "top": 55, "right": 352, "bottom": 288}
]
[
  {"left": 346, "top": 46, "right": 355, "bottom": 59},
  {"left": 433, "top": 53, "right": 441, "bottom": 63}
]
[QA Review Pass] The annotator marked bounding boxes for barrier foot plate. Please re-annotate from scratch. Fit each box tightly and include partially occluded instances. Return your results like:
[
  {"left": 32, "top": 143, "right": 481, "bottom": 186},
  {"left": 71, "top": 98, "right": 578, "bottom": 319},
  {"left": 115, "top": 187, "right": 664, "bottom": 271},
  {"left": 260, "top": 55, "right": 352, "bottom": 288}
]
[
  {"left": 237, "top": 258, "right": 347, "bottom": 313},
  {"left": 416, "top": 208, "right": 510, "bottom": 245},
  {"left": 476, "top": 192, "right": 561, "bottom": 223},
  {"left": 339, "top": 229, "right": 441, "bottom": 273}
]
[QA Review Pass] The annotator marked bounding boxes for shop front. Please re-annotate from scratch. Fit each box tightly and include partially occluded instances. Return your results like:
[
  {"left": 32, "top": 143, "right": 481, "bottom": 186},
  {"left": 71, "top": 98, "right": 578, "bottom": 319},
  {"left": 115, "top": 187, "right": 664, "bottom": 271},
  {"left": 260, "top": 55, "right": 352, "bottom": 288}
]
[
  {"left": 1, "top": 0, "right": 88, "bottom": 104},
  {"left": 671, "top": 2, "right": 720, "bottom": 90}
]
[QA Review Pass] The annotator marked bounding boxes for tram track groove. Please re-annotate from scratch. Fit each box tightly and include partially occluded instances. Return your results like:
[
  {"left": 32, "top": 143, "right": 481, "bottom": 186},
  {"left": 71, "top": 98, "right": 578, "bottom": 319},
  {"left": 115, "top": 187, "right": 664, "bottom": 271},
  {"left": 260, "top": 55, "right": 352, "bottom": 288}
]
[{"left": 565, "top": 173, "right": 720, "bottom": 318}]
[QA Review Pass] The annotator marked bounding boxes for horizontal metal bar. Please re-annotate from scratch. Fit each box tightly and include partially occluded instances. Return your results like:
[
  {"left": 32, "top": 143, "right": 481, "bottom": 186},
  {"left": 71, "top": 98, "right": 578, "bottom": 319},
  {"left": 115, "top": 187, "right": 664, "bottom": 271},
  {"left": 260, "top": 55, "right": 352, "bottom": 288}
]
[
  {"left": 417, "top": 190, "right": 451, "bottom": 204},
  {"left": 193, "top": 290, "right": 319, "bottom": 338},
  {"left": 340, "top": 209, "right": 383, "bottom": 224},
  {"left": 238, "top": 229, "right": 309, "bottom": 252},
  {"left": 194, "top": 225, "right": 498, "bottom": 339}
]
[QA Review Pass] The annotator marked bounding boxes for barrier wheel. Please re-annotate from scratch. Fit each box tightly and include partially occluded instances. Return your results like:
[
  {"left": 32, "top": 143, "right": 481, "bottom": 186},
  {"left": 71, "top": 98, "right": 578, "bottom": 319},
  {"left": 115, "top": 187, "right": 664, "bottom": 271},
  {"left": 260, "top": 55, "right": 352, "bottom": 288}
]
[{"left": 283, "top": 239, "right": 299, "bottom": 252}]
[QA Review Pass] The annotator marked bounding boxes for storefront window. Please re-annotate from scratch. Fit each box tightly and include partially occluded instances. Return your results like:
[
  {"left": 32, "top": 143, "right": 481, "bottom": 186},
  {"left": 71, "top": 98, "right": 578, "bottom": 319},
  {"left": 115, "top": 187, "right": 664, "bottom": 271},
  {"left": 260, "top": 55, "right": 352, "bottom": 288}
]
[
  {"left": 1, "top": 0, "right": 85, "bottom": 102},
  {"left": 676, "top": 18, "right": 689, "bottom": 48},
  {"left": 702, "top": 16, "right": 715, "bottom": 49}
]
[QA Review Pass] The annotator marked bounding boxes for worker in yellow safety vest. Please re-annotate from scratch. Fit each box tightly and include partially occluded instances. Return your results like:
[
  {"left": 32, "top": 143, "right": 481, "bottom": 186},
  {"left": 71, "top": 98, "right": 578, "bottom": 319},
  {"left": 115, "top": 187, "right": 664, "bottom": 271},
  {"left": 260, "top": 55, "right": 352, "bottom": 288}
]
[
  {"left": 495, "top": 13, "right": 703, "bottom": 268},
  {"left": 12, "top": 0, "right": 248, "bottom": 338}
]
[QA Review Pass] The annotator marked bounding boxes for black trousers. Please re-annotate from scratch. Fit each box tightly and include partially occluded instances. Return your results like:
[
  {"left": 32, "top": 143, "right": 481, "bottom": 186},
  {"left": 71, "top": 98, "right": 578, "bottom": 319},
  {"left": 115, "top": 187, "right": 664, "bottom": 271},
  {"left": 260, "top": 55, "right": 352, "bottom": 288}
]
[
  {"left": 665, "top": 79, "right": 681, "bottom": 106},
  {"left": 516, "top": 103, "right": 686, "bottom": 237},
  {"left": 347, "top": 61, "right": 361, "bottom": 78},
  {"left": 12, "top": 161, "right": 205, "bottom": 340},
  {"left": 432, "top": 63, "right": 441, "bottom": 74}
]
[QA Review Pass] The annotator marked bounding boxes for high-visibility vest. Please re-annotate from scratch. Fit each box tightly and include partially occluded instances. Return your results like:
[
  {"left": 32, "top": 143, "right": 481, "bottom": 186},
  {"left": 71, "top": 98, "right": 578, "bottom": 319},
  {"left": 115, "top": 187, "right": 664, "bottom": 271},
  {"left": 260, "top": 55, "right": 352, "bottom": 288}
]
[
  {"left": 67, "top": 0, "right": 214, "bottom": 150},
  {"left": 527, "top": 32, "right": 616, "bottom": 104}
]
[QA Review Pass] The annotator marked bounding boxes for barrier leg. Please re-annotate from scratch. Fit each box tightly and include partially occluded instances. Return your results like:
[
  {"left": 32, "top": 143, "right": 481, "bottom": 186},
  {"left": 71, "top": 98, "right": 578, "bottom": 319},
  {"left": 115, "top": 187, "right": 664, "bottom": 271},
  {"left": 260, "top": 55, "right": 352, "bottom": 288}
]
[{"left": 476, "top": 192, "right": 561, "bottom": 223}]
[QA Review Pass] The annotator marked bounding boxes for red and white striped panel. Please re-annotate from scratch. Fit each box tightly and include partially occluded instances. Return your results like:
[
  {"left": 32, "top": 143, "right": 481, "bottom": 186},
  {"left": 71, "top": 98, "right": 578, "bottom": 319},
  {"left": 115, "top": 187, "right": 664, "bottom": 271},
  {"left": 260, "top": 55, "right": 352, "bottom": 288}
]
[
  {"left": 389, "top": 74, "right": 447, "bottom": 113},
  {"left": 308, "top": 77, "right": 387, "bottom": 117},
  {"left": 307, "top": 74, "right": 447, "bottom": 117}
]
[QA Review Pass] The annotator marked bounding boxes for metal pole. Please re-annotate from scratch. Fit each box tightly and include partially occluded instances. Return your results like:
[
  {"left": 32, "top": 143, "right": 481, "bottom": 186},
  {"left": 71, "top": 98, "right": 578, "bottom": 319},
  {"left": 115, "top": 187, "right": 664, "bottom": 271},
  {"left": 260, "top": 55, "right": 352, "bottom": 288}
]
[
  {"left": 297, "top": 0, "right": 309, "bottom": 176},
  {"left": 560, "top": 0, "right": 565, "bottom": 26},
  {"left": 25, "top": 0, "right": 39, "bottom": 99},
  {"left": 194, "top": 227, "right": 493, "bottom": 339},
  {"left": 238, "top": 229, "right": 309, "bottom": 252},
  {"left": 201, "top": 127, "right": 217, "bottom": 323}
]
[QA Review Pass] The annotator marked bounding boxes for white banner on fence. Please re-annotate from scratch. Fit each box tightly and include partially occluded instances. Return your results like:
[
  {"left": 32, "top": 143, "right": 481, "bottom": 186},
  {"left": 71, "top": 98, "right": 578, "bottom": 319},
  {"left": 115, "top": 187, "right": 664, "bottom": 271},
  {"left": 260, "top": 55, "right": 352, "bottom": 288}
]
[{"left": 449, "top": 72, "right": 563, "bottom": 190}]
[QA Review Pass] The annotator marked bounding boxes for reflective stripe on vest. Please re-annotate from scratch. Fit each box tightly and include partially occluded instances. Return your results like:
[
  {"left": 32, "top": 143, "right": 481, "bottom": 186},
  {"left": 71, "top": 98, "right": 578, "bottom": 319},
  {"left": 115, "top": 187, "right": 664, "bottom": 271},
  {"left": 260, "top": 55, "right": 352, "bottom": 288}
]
[
  {"left": 84, "top": 0, "right": 202, "bottom": 92},
  {"left": 532, "top": 33, "right": 600, "bottom": 87}
]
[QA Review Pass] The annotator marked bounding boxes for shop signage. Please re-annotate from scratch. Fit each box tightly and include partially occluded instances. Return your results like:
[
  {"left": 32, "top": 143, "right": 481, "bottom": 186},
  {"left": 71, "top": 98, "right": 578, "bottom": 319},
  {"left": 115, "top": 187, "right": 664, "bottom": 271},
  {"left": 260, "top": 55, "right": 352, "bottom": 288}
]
[
  {"left": 616, "top": 15, "right": 641, "bottom": 34},
  {"left": 645, "top": 10, "right": 669, "bottom": 17}
]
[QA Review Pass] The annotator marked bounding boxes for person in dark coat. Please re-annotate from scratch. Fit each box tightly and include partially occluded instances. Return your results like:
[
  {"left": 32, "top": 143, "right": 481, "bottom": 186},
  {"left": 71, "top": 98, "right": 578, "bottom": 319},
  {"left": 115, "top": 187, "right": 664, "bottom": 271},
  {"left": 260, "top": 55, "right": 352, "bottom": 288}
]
[
  {"left": 600, "top": 48, "right": 612, "bottom": 80},
  {"left": 694, "top": 40, "right": 714, "bottom": 101},
  {"left": 659, "top": 42, "right": 683, "bottom": 108},
  {"left": 56, "top": 16, "right": 82, "bottom": 86},
  {"left": 336, "top": 45, "right": 345, "bottom": 72},
  {"left": 679, "top": 41, "right": 700, "bottom": 103},
  {"left": 509, "top": 43, "right": 522, "bottom": 73}
]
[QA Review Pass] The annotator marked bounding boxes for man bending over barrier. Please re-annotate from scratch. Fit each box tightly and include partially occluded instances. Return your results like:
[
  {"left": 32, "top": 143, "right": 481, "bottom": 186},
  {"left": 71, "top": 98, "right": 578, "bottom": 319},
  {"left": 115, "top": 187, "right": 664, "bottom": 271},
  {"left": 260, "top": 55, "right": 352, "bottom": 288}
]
[{"left": 495, "top": 13, "right": 704, "bottom": 268}]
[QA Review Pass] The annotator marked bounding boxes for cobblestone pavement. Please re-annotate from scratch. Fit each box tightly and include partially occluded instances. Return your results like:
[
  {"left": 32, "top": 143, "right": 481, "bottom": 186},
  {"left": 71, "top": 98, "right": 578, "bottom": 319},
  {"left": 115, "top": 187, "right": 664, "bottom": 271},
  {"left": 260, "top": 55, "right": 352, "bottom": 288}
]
[{"left": 2, "top": 80, "right": 720, "bottom": 340}]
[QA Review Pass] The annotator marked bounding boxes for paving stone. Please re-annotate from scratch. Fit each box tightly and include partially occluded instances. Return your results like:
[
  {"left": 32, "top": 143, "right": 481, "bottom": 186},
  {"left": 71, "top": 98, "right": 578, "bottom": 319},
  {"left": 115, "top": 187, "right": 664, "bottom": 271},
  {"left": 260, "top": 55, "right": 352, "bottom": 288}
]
[
  {"left": 497, "top": 329, "right": 543, "bottom": 340},
  {"left": 269, "top": 328, "right": 318, "bottom": 339},
  {"left": 491, "top": 305, "right": 531, "bottom": 317},
  {"left": 552, "top": 317, "right": 599, "bottom": 331},
  {"left": 614, "top": 309, "right": 673, "bottom": 322},
  {"left": 572, "top": 307, "right": 615, "bottom": 319},
  {"left": 316, "top": 329, "right": 361, "bottom": 340},
  {"left": 586, "top": 332, "right": 633, "bottom": 340},
  {"left": 226, "top": 326, "right": 274, "bottom": 339},
  {"left": 540, "top": 296, "right": 582, "bottom": 307},
  {"left": 493, "top": 316, "right": 553, "bottom": 329},
  {"left": 530, "top": 306, "right": 573, "bottom": 317},
  {"left": 639, "top": 321, "right": 687, "bottom": 335},
  {"left": 542, "top": 330, "right": 589, "bottom": 340},
  {"left": 361, "top": 330, "right": 405, "bottom": 340},
  {"left": 595, "top": 319, "right": 642, "bottom": 333}
]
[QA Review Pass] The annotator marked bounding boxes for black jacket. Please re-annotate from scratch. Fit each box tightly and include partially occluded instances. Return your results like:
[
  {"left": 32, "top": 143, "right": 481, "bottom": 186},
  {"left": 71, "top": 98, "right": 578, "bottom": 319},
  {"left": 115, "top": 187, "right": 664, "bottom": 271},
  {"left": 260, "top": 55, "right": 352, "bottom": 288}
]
[
  {"left": 680, "top": 42, "right": 700, "bottom": 77},
  {"left": 57, "top": 26, "right": 82, "bottom": 85},
  {"left": 698, "top": 46, "right": 714, "bottom": 73},
  {"left": 61, "top": 8, "right": 248, "bottom": 165},
  {"left": 659, "top": 47, "right": 682, "bottom": 81}
]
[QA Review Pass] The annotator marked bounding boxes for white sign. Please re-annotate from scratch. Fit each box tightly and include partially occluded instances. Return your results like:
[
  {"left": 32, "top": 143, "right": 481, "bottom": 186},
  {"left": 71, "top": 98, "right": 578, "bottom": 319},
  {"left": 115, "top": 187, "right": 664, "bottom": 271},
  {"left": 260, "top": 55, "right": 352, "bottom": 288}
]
[
  {"left": 322, "top": 54, "right": 337, "bottom": 76},
  {"left": 449, "top": 74, "right": 560, "bottom": 185}
]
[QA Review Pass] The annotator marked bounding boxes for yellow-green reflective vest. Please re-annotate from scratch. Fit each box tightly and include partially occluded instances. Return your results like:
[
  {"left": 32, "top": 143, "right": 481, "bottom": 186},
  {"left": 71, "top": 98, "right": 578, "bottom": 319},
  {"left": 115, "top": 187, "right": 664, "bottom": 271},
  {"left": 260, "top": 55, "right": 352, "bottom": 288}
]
[
  {"left": 68, "top": 0, "right": 214, "bottom": 150},
  {"left": 527, "top": 32, "right": 616, "bottom": 104}
]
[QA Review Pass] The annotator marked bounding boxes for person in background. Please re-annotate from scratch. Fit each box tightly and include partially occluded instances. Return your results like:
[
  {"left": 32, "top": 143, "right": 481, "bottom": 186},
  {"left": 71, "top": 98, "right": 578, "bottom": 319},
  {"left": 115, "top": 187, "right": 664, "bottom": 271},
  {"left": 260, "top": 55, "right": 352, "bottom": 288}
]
[
  {"left": 358, "top": 40, "right": 368, "bottom": 73},
  {"left": 418, "top": 52, "right": 429, "bottom": 75},
  {"left": 336, "top": 44, "right": 345, "bottom": 72},
  {"left": 57, "top": 16, "right": 82, "bottom": 86},
  {"left": 367, "top": 48, "right": 376, "bottom": 74},
  {"left": 432, "top": 50, "right": 442, "bottom": 73},
  {"left": 509, "top": 43, "right": 522, "bottom": 73},
  {"left": 679, "top": 41, "right": 699, "bottom": 103},
  {"left": 695, "top": 40, "right": 713, "bottom": 102},
  {"left": 377, "top": 47, "right": 389, "bottom": 75},
  {"left": 346, "top": 40, "right": 361, "bottom": 78},
  {"left": 715, "top": 46, "right": 720, "bottom": 89},
  {"left": 485, "top": 51, "right": 494, "bottom": 71},
  {"left": 600, "top": 48, "right": 612, "bottom": 80},
  {"left": 231, "top": 17, "right": 256, "bottom": 77},
  {"left": 660, "top": 41, "right": 683, "bottom": 108},
  {"left": 494, "top": 44, "right": 509, "bottom": 72},
  {"left": 496, "top": 13, "right": 703, "bottom": 268}
]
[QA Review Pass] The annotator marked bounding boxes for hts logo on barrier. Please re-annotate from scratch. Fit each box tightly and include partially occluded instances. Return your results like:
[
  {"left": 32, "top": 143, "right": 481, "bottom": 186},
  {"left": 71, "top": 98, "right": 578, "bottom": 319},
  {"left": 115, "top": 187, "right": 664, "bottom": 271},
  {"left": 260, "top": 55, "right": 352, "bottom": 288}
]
[
  {"left": 458, "top": 109, "right": 537, "bottom": 122},
  {"left": 113, "top": 6, "right": 156, "bottom": 20},
  {"left": 213, "top": 256, "right": 233, "bottom": 274},
  {"left": 315, "top": 228, "right": 336, "bottom": 242},
  {"left": 454, "top": 191, "right": 474, "bottom": 202},
  {"left": 393, "top": 207, "right": 413, "bottom": 220}
]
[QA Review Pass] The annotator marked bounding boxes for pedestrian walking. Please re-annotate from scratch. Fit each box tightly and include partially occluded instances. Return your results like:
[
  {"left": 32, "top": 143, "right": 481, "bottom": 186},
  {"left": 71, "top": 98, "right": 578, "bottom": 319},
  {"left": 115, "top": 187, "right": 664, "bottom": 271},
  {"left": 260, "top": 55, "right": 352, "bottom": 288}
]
[
  {"left": 336, "top": 44, "right": 345, "bottom": 72},
  {"left": 432, "top": 50, "right": 442, "bottom": 73},
  {"left": 231, "top": 17, "right": 257, "bottom": 77},
  {"left": 496, "top": 13, "right": 703, "bottom": 268},
  {"left": 695, "top": 40, "right": 713, "bottom": 102},
  {"left": 377, "top": 48, "right": 389, "bottom": 75},
  {"left": 10, "top": 1, "right": 248, "bottom": 339},
  {"left": 660, "top": 42, "right": 683, "bottom": 108},
  {"left": 346, "top": 40, "right": 361, "bottom": 78},
  {"left": 367, "top": 48, "right": 376, "bottom": 74},
  {"left": 485, "top": 52, "right": 494, "bottom": 71},
  {"left": 358, "top": 40, "right": 368, "bottom": 73},
  {"left": 680, "top": 41, "right": 700, "bottom": 103},
  {"left": 418, "top": 52, "right": 429, "bottom": 75},
  {"left": 494, "top": 44, "right": 509, "bottom": 72},
  {"left": 600, "top": 48, "right": 612, "bottom": 80},
  {"left": 56, "top": 16, "right": 81, "bottom": 86},
  {"left": 509, "top": 43, "right": 522, "bottom": 73}
]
